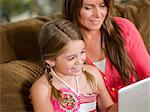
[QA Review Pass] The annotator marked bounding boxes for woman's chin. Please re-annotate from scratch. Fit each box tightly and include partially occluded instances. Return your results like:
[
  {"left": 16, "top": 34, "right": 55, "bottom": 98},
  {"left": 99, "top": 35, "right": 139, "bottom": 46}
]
[{"left": 89, "top": 26, "right": 101, "bottom": 31}]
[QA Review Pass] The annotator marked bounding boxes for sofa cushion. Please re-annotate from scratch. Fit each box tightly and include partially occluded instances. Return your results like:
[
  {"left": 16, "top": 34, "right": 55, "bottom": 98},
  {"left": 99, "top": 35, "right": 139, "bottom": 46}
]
[
  {"left": 0, "top": 60, "right": 44, "bottom": 111},
  {"left": 113, "top": 0, "right": 150, "bottom": 54}
]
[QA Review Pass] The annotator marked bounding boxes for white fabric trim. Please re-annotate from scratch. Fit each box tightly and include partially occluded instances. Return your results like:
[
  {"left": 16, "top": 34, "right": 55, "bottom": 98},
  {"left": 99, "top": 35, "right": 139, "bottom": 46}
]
[
  {"left": 79, "top": 101, "right": 96, "bottom": 111},
  {"left": 94, "top": 58, "right": 106, "bottom": 73},
  {"left": 51, "top": 68, "right": 80, "bottom": 95}
]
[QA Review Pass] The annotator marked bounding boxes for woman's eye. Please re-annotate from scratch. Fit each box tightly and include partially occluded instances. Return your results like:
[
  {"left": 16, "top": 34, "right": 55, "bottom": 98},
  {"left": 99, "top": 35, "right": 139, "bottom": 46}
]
[
  {"left": 100, "top": 3, "right": 106, "bottom": 8},
  {"left": 84, "top": 6, "right": 92, "bottom": 10}
]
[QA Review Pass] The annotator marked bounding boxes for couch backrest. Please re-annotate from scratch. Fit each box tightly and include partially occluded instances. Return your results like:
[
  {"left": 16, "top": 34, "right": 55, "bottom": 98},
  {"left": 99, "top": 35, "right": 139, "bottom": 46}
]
[
  {"left": 0, "top": 4, "right": 149, "bottom": 64},
  {"left": 0, "top": 15, "right": 61, "bottom": 64}
]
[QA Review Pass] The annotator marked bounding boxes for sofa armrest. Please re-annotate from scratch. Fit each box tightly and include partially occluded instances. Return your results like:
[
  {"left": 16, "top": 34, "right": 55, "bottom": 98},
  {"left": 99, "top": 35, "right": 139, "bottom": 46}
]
[{"left": 0, "top": 60, "right": 44, "bottom": 111}]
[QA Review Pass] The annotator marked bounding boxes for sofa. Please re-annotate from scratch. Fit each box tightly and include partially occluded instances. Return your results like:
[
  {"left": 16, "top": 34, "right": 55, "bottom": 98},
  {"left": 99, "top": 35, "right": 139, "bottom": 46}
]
[
  {"left": 0, "top": 15, "right": 61, "bottom": 111},
  {"left": 0, "top": 0, "right": 149, "bottom": 111}
]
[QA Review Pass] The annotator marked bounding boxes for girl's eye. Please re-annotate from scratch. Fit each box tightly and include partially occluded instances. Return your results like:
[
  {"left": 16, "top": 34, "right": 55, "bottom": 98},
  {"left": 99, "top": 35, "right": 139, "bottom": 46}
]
[
  {"left": 81, "top": 50, "right": 85, "bottom": 55},
  {"left": 67, "top": 56, "right": 75, "bottom": 61}
]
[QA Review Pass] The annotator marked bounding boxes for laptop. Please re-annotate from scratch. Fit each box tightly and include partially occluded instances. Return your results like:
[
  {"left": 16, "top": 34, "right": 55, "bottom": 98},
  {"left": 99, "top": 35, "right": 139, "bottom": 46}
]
[{"left": 118, "top": 77, "right": 150, "bottom": 112}]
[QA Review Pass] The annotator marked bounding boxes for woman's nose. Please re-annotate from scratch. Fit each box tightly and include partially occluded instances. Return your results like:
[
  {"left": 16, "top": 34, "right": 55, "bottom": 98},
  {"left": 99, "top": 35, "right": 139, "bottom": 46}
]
[{"left": 93, "top": 8, "right": 101, "bottom": 18}]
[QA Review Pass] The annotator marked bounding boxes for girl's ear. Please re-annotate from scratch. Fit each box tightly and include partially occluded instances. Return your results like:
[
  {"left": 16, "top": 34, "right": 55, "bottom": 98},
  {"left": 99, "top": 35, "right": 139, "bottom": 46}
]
[{"left": 45, "top": 60, "right": 55, "bottom": 67}]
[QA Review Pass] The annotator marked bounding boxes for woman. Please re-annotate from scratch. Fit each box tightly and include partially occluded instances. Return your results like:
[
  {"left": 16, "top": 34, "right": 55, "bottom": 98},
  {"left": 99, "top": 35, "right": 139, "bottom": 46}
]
[{"left": 62, "top": 0, "right": 150, "bottom": 103}]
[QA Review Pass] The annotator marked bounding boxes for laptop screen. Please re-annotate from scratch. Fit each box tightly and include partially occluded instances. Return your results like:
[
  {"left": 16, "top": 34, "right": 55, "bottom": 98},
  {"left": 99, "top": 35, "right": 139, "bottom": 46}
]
[{"left": 118, "top": 77, "right": 150, "bottom": 112}]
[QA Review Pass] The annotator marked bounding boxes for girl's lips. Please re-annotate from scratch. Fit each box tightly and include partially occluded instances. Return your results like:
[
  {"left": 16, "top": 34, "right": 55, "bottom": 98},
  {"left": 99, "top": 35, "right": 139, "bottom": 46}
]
[{"left": 71, "top": 66, "right": 82, "bottom": 72}]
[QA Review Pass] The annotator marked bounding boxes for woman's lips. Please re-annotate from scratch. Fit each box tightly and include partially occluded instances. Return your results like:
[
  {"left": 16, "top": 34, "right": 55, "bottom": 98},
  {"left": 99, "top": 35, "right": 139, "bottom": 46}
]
[
  {"left": 90, "top": 19, "right": 101, "bottom": 25},
  {"left": 91, "top": 21, "right": 100, "bottom": 25}
]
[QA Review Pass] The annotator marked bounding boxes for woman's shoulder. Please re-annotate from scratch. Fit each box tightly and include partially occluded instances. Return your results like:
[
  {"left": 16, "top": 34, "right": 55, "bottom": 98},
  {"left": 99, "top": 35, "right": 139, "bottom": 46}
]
[
  {"left": 113, "top": 16, "right": 135, "bottom": 27},
  {"left": 113, "top": 17, "right": 141, "bottom": 44},
  {"left": 113, "top": 17, "right": 138, "bottom": 34}
]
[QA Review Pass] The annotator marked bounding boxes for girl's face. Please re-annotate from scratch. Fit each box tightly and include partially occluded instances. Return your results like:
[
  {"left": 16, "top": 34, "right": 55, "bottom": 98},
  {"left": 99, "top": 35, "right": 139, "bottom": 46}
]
[
  {"left": 79, "top": 0, "right": 108, "bottom": 31},
  {"left": 53, "top": 40, "right": 86, "bottom": 76}
]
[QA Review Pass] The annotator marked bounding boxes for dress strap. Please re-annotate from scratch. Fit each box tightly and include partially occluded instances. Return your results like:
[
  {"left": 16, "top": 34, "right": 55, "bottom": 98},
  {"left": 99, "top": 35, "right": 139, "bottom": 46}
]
[
  {"left": 51, "top": 68, "right": 80, "bottom": 95},
  {"left": 76, "top": 76, "right": 80, "bottom": 94}
]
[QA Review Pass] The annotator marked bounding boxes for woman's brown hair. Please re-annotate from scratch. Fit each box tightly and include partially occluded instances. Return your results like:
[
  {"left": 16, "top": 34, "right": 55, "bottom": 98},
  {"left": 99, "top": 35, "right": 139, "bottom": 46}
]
[{"left": 62, "top": 0, "right": 138, "bottom": 84}]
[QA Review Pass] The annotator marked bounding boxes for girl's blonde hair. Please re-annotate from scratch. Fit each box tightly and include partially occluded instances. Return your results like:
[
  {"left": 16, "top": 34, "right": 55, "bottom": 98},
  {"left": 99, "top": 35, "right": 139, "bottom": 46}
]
[{"left": 39, "top": 19, "right": 96, "bottom": 98}]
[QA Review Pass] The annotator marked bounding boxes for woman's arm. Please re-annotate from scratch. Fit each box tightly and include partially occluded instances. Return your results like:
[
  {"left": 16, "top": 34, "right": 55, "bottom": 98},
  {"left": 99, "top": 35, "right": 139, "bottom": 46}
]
[
  {"left": 115, "top": 17, "right": 150, "bottom": 79},
  {"left": 126, "top": 19, "right": 150, "bottom": 79},
  {"left": 30, "top": 76, "right": 54, "bottom": 112}
]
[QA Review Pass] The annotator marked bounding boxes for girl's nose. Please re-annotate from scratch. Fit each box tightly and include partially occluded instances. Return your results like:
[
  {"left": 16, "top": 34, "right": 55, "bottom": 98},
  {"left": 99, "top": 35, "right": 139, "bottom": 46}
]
[{"left": 75, "top": 57, "right": 83, "bottom": 65}]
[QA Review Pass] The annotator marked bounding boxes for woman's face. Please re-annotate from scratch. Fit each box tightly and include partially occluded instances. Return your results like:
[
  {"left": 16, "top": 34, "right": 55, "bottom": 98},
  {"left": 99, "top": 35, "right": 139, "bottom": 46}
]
[{"left": 79, "top": 0, "right": 108, "bottom": 31}]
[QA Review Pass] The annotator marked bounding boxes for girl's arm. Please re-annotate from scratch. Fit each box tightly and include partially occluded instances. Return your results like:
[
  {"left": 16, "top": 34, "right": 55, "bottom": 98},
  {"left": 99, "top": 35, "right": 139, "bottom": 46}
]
[
  {"left": 30, "top": 76, "right": 54, "bottom": 112},
  {"left": 96, "top": 70, "right": 117, "bottom": 112},
  {"left": 84, "top": 65, "right": 117, "bottom": 112}
]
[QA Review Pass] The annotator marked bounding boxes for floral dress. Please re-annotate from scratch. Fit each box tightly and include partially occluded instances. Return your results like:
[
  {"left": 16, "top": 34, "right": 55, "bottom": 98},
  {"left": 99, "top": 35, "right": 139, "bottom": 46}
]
[
  {"left": 50, "top": 68, "right": 97, "bottom": 112},
  {"left": 51, "top": 87, "right": 97, "bottom": 112}
]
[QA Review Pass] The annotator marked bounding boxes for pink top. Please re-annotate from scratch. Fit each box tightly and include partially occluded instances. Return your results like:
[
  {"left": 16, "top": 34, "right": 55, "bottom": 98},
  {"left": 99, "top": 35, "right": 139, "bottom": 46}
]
[
  {"left": 86, "top": 17, "right": 150, "bottom": 103},
  {"left": 50, "top": 68, "right": 98, "bottom": 112},
  {"left": 50, "top": 68, "right": 97, "bottom": 111},
  {"left": 51, "top": 88, "right": 97, "bottom": 112}
]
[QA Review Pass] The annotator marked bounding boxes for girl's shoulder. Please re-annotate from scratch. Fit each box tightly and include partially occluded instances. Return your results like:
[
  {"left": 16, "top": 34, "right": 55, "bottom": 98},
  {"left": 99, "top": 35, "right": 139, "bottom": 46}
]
[
  {"left": 30, "top": 74, "right": 52, "bottom": 97},
  {"left": 30, "top": 74, "right": 53, "bottom": 112},
  {"left": 83, "top": 64, "right": 102, "bottom": 80},
  {"left": 83, "top": 64, "right": 98, "bottom": 73}
]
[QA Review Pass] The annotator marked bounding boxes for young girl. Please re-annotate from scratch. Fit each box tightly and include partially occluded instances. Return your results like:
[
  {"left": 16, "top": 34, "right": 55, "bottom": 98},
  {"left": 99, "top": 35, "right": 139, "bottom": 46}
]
[{"left": 30, "top": 19, "right": 116, "bottom": 112}]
